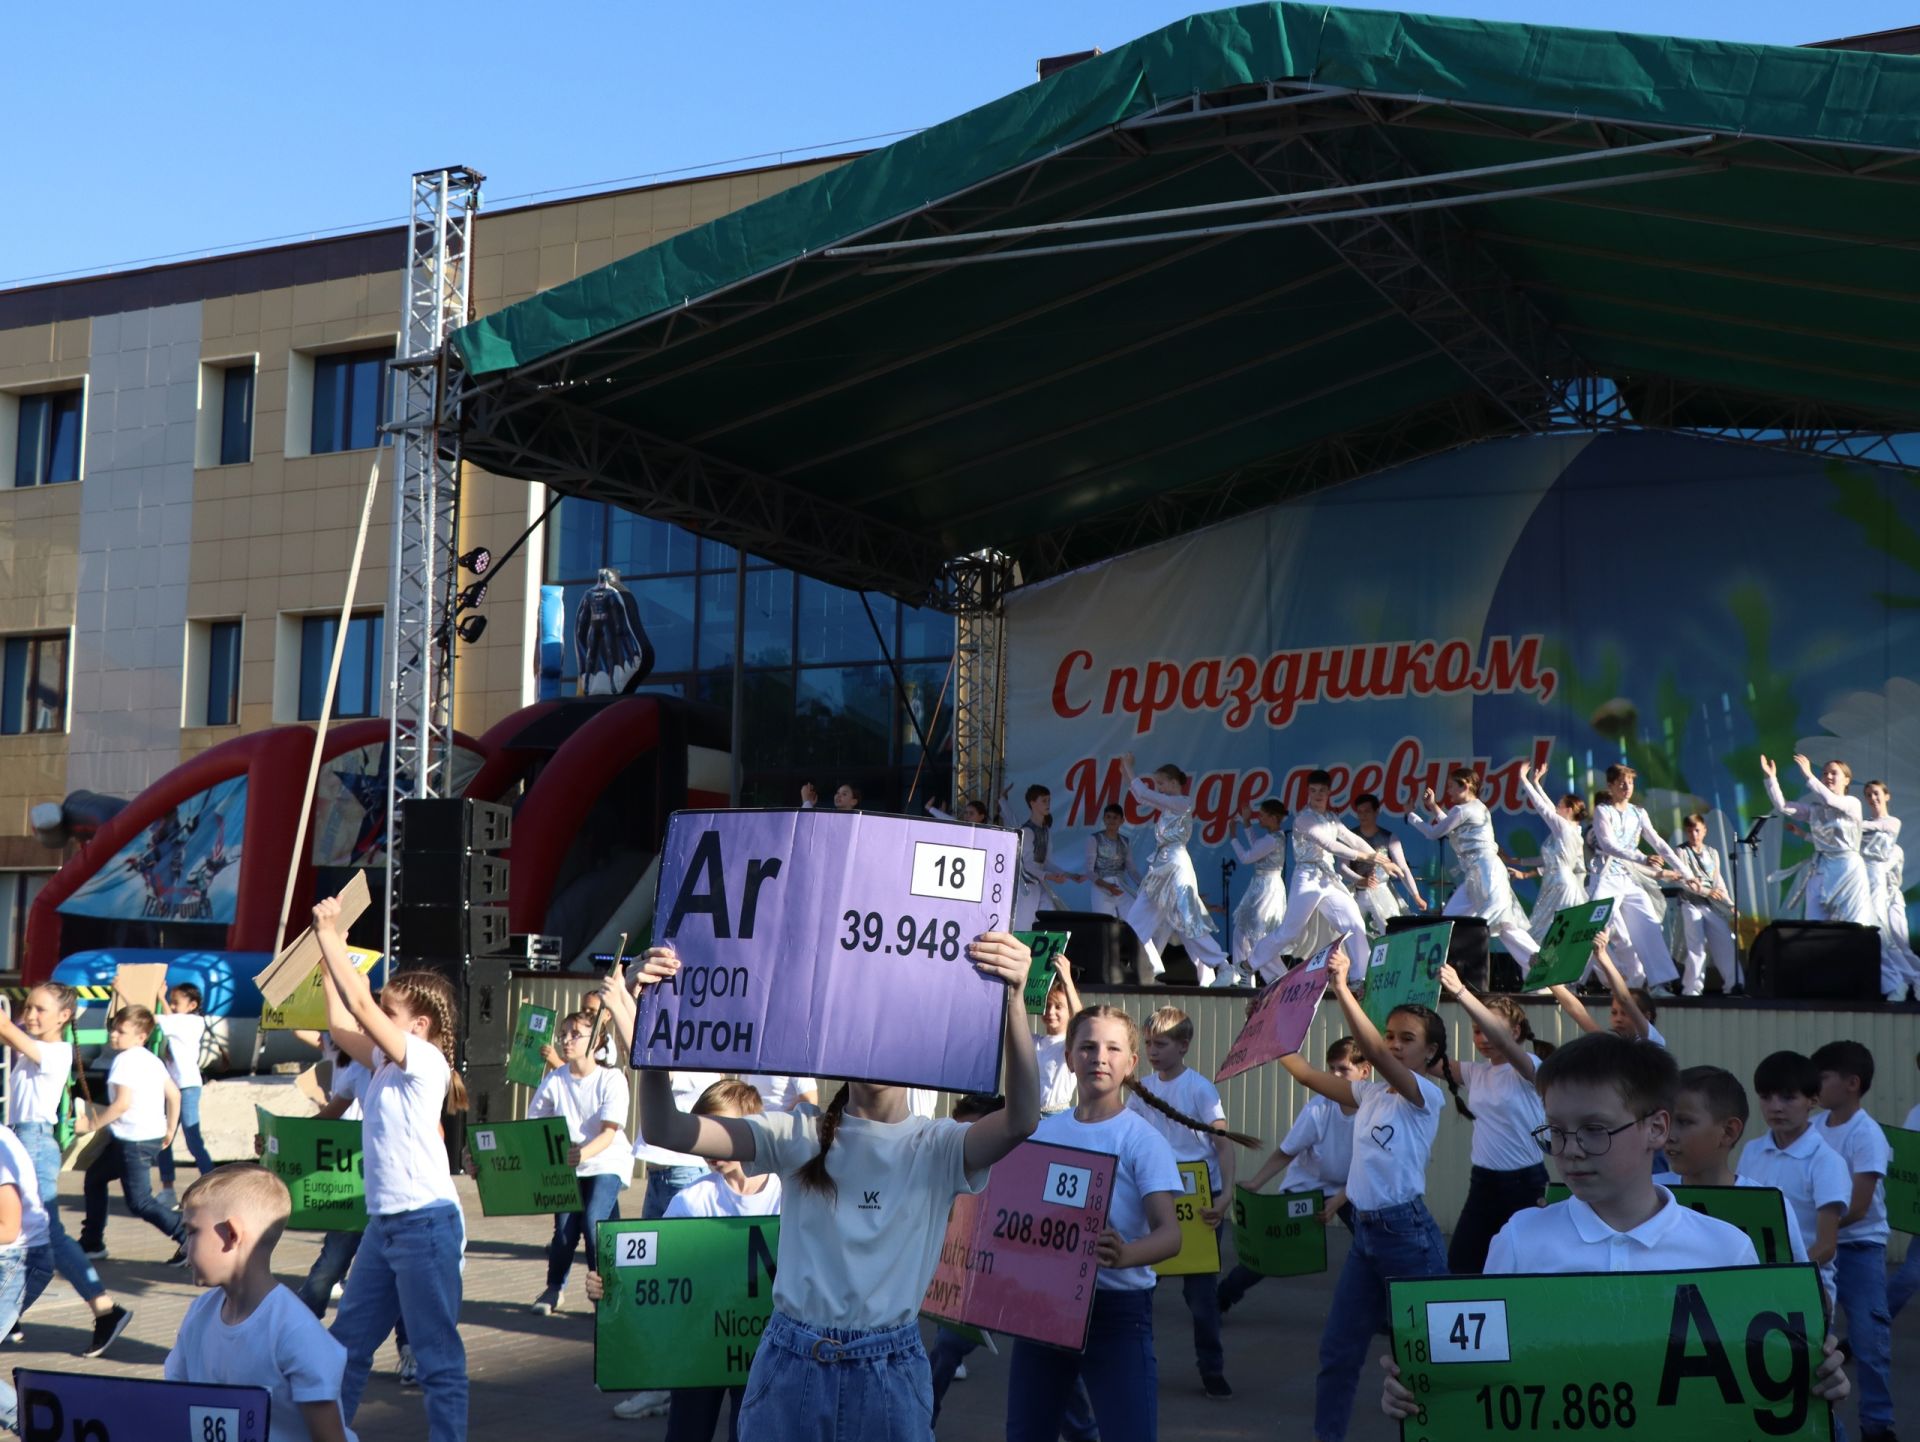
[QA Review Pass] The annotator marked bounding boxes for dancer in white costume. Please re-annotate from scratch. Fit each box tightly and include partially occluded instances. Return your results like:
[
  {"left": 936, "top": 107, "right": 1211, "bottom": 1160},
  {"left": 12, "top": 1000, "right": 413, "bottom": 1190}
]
[
  {"left": 1584, "top": 763, "right": 1685, "bottom": 989},
  {"left": 1013, "top": 783, "right": 1073, "bottom": 932},
  {"left": 1247, "top": 770, "right": 1394, "bottom": 986},
  {"left": 1671, "top": 812, "right": 1743, "bottom": 997},
  {"left": 1761, "top": 756, "right": 1881, "bottom": 997},
  {"left": 1346, "top": 792, "right": 1426, "bottom": 936},
  {"left": 1084, "top": 803, "right": 1140, "bottom": 921},
  {"left": 1514, "top": 762, "right": 1588, "bottom": 941},
  {"left": 1861, "top": 780, "right": 1920, "bottom": 1000},
  {"left": 1404, "top": 767, "right": 1540, "bottom": 970},
  {"left": 1120, "top": 755, "right": 1228, "bottom": 986},
  {"left": 1225, "top": 800, "right": 1290, "bottom": 987}
]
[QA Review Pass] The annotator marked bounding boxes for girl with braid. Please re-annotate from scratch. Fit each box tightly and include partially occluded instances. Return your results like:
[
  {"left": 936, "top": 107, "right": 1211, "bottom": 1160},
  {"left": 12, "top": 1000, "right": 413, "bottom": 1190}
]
[
  {"left": 604, "top": 931, "right": 1040, "bottom": 1442},
  {"left": 1277, "top": 943, "right": 1465, "bottom": 1442},
  {"left": 314, "top": 896, "right": 470, "bottom": 1442}
]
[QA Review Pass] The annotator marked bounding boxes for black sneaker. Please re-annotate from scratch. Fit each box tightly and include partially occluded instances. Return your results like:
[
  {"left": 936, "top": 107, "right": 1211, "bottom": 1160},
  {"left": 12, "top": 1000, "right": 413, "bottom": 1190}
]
[
  {"left": 168, "top": 1241, "right": 190, "bottom": 1267},
  {"left": 80, "top": 1243, "right": 107, "bottom": 1261},
  {"left": 82, "top": 1305, "right": 132, "bottom": 1359},
  {"left": 1202, "top": 1373, "right": 1233, "bottom": 1399}
]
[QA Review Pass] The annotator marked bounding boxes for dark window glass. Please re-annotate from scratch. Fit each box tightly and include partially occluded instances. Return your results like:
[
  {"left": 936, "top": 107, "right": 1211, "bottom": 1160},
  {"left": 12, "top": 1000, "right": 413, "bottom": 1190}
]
[
  {"left": 898, "top": 661, "right": 955, "bottom": 765},
  {"left": 299, "top": 614, "right": 382, "bottom": 720},
  {"left": 1, "top": 635, "right": 67, "bottom": 734},
  {"left": 794, "top": 665, "right": 893, "bottom": 769},
  {"left": 900, "top": 604, "right": 954, "bottom": 661},
  {"left": 14, "top": 391, "right": 83, "bottom": 487},
  {"left": 797, "top": 579, "right": 892, "bottom": 664},
  {"left": 219, "top": 365, "right": 255, "bottom": 465},
  {"left": 205, "top": 620, "right": 242, "bottom": 726},
  {"left": 608, "top": 510, "right": 696, "bottom": 577},
  {"left": 310, "top": 349, "right": 390, "bottom": 455},
  {"left": 547, "top": 497, "right": 607, "bottom": 584},
  {"left": 697, "top": 570, "right": 794, "bottom": 671}
]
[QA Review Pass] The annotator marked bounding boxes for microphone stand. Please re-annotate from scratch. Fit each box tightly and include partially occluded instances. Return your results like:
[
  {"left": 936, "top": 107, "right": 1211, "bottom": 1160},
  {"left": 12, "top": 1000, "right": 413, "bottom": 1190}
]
[{"left": 1732, "top": 813, "right": 1771, "bottom": 974}]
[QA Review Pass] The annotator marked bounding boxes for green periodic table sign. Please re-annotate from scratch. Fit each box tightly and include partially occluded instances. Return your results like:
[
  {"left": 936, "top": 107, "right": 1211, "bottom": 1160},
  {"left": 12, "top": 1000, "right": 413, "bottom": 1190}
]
[
  {"left": 1361, "top": 923, "right": 1451, "bottom": 1034},
  {"left": 470, "top": 1117, "right": 579, "bottom": 1218},
  {"left": 1230, "top": 1187, "right": 1327, "bottom": 1277},
  {"left": 594, "top": 1217, "right": 781, "bottom": 1390},
  {"left": 1540, "top": 1185, "right": 1797, "bottom": 1265},
  {"left": 255, "top": 1107, "right": 366, "bottom": 1232},
  {"left": 1015, "top": 932, "right": 1071, "bottom": 1015},
  {"left": 1521, "top": 899, "right": 1616, "bottom": 990},
  {"left": 1887, "top": 1127, "right": 1920, "bottom": 1236},
  {"left": 505, "top": 1003, "right": 558, "bottom": 1089},
  {"left": 1389, "top": 1265, "right": 1832, "bottom": 1442}
]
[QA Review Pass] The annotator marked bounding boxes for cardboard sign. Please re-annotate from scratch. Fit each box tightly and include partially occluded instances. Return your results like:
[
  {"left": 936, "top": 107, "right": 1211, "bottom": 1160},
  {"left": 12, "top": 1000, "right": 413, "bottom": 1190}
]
[
  {"left": 1231, "top": 1186, "right": 1328, "bottom": 1277},
  {"left": 256, "top": 1108, "right": 366, "bottom": 1232},
  {"left": 471, "top": 1117, "right": 579, "bottom": 1218},
  {"left": 921, "top": 1140, "right": 1116, "bottom": 1351},
  {"left": 1016, "top": 931, "right": 1072, "bottom": 1015},
  {"left": 1541, "top": 1183, "right": 1798, "bottom": 1264},
  {"left": 260, "top": 949, "right": 380, "bottom": 1031},
  {"left": 15, "top": 1370, "right": 271, "bottom": 1442},
  {"left": 1522, "top": 898, "right": 1616, "bottom": 990},
  {"left": 1389, "top": 1265, "right": 1831, "bottom": 1441},
  {"left": 1360, "top": 922, "right": 1451, "bottom": 1035},
  {"left": 1887, "top": 1127, "right": 1920, "bottom": 1237},
  {"left": 253, "top": 871, "right": 371, "bottom": 1006},
  {"left": 1215, "top": 945, "right": 1334, "bottom": 1083},
  {"left": 505, "top": 1002, "right": 559, "bottom": 1088},
  {"left": 634, "top": 809, "right": 1019, "bottom": 1091},
  {"left": 594, "top": 1217, "right": 780, "bottom": 1390},
  {"left": 1154, "top": 1161, "right": 1221, "bottom": 1277}
]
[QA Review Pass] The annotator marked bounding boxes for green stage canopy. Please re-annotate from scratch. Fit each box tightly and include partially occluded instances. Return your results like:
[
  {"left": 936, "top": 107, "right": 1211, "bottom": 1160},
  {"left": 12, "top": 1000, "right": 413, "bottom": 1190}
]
[{"left": 452, "top": 3, "right": 1920, "bottom": 607}]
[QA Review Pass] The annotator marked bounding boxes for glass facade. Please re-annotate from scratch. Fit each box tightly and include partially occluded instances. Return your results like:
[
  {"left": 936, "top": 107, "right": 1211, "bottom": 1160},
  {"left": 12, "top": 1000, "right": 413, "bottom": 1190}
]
[
  {"left": 0, "top": 634, "right": 67, "bottom": 734},
  {"left": 310, "top": 348, "right": 389, "bottom": 455},
  {"left": 299, "top": 613, "right": 382, "bottom": 720},
  {"left": 13, "top": 390, "right": 82, "bottom": 487},
  {"left": 544, "top": 497, "right": 954, "bottom": 808},
  {"left": 219, "top": 363, "right": 255, "bottom": 465},
  {"left": 206, "top": 619, "right": 242, "bottom": 726}
]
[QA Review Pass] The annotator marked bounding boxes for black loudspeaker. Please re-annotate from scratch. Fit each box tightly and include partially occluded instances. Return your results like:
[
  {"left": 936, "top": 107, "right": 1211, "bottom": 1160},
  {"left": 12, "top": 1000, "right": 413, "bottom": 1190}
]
[
  {"left": 1036, "top": 909, "right": 1141, "bottom": 986},
  {"left": 396, "top": 798, "right": 511, "bottom": 961},
  {"left": 1385, "top": 915, "right": 1501, "bottom": 989},
  {"left": 1749, "top": 921, "right": 1880, "bottom": 1001}
]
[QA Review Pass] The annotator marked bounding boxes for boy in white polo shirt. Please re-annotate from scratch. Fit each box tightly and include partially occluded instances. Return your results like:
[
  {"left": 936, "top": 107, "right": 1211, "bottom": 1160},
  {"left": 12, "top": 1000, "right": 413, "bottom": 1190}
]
[
  {"left": 1380, "top": 1033, "right": 1850, "bottom": 1420},
  {"left": 1737, "top": 1050, "right": 1849, "bottom": 1297}
]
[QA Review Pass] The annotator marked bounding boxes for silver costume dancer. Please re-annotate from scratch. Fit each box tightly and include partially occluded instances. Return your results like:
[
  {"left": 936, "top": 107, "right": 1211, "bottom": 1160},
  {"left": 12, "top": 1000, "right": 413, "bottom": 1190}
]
[
  {"left": 1121, "top": 760, "right": 1227, "bottom": 985},
  {"left": 1084, "top": 811, "right": 1141, "bottom": 921},
  {"left": 1585, "top": 765, "right": 1685, "bottom": 989},
  {"left": 1405, "top": 775, "right": 1539, "bottom": 968},
  {"left": 1013, "top": 817, "right": 1068, "bottom": 932},
  {"left": 1862, "top": 783, "right": 1920, "bottom": 999},
  {"left": 1671, "top": 817, "right": 1741, "bottom": 997},
  {"left": 1345, "top": 818, "right": 1422, "bottom": 937},
  {"left": 1761, "top": 754, "right": 1877, "bottom": 942},
  {"left": 1516, "top": 765, "right": 1588, "bottom": 941},
  {"left": 1227, "top": 809, "right": 1289, "bottom": 986},
  {"left": 1247, "top": 772, "right": 1379, "bottom": 986}
]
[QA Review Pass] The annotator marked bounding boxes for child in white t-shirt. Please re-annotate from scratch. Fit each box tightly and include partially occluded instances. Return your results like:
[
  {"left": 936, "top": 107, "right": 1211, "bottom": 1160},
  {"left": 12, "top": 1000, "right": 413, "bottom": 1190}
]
[
  {"left": 77, "top": 1005, "right": 184, "bottom": 1261},
  {"left": 1738, "top": 1050, "right": 1849, "bottom": 1296},
  {"left": 168, "top": 1164, "right": 355, "bottom": 1442},
  {"left": 1033, "top": 954, "right": 1083, "bottom": 1115},
  {"left": 1892, "top": 1091, "right": 1920, "bottom": 1321},
  {"left": 1217, "top": 1037, "right": 1368, "bottom": 1315},
  {"left": 604, "top": 932, "right": 1040, "bottom": 1442},
  {"left": 741, "top": 1073, "right": 820, "bottom": 1113},
  {"left": 0, "top": 1123, "right": 51, "bottom": 1431},
  {"left": 155, "top": 982, "right": 218, "bottom": 1206},
  {"left": 525, "top": 1009, "right": 633, "bottom": 1316},
  {"left": 1657, "top": 1064, "right": 1809, "bottom": 1265}
]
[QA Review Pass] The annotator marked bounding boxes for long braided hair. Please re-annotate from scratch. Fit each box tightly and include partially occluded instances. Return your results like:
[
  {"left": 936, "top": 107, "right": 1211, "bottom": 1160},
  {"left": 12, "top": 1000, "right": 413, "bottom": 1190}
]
[
  {"left": 382, "top": 970, "right": 469, "bottom": 1114},
  {"left": 795, "top": 1085, "right": 851, "bottom": 1199},
  {"left": 1070, "top": 1005, "right": 1262, "bottom": 1149},
  {"left": 1394, "top": 1003, "right": 1475, "bottom": 1120}
]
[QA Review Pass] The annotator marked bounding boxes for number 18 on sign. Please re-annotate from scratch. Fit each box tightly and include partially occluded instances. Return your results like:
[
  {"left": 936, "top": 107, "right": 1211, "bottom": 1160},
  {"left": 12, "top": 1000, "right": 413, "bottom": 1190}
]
[{"left": 1388, "top": 1265, "right": 1832, "bottom": 1441}]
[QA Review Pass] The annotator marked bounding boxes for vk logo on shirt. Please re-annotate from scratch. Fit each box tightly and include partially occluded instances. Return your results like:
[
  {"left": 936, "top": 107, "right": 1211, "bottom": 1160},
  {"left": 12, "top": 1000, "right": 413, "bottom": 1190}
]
[{"left": 858, "top": 1190, "right": 882, "bottom": 1211}]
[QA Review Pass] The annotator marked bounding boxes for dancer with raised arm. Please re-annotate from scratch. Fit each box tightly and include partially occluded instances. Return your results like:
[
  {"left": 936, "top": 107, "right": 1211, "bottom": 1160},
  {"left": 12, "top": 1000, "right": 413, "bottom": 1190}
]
[
  {"left": 1224, "top": 801, "right": 1289, "bottom": 989},
  {"left": 1121, "top": 755, "right": 1230, "bottom": 987},
  {"left": 1347, "top": 793, "right": 1425, "bottom": 936},
  {"left": 1861, "top": 781, "right": 1920, "bottom": 1003},
  {"left": 1515, "top": 761, "right": 1588, "bottom": 942},
  {"left": 1085, "top": 803, "right": 1141, "bottom": 921},
  {"left": 1405, "top": 768, "right": 1540, "bottom": 972},
  {"left": 1585, "top": 764, "right": 1685, "bottom": 991},
  {"left": 1761, "top": 755, "right": 1883, "bottom": 993},
  {"left": 1246, "top": 771, "right": 1395, "bottom": 987}
]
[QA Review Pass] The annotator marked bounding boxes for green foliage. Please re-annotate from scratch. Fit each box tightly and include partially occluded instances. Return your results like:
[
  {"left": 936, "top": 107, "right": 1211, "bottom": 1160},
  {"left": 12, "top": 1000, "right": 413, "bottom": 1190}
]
[{"left": 1827, "top": 460, "right": 1920, "bottom": 609}]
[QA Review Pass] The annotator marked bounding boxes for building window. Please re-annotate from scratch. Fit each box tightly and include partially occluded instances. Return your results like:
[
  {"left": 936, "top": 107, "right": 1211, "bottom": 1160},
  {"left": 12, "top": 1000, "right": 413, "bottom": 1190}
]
[
  {"left": 310, "top": 349, "right": 390, "bottom": 455},
  {"left": 206, "top": 620, "right": 242, "bottom": 725},
  {"left": 0, "top": 634, "right": 67, "bottom": 735},
  {"left": 299, "top": 613, "right": 383, "bottom": 719},
  {"left": 220, "top": 364, "right": 255, "bottom": 465},
  {"left": 0, "top": 872, "right": 49, "bottom": 975},
  {"left": 13, "top": 390, "right": 83, "bottom": 487}
]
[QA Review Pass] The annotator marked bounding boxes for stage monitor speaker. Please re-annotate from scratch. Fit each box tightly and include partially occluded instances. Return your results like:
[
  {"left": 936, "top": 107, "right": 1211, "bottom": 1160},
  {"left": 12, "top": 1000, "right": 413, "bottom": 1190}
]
[
  {"left": 1749, "top": 921, "right": 1880, "bottom": 1001},
  {"left": 1385, "top": 915, "right": 1503, "bottom": 990},
  {"left": 1036, "top": 909, "right": 1140, "bottom": 986}
]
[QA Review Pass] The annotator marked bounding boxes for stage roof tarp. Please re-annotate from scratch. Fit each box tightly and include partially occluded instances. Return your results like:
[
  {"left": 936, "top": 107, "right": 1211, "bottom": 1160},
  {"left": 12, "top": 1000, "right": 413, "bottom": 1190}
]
[{"left": 452, "top": 3, "right": 1920, "bottom": 606}]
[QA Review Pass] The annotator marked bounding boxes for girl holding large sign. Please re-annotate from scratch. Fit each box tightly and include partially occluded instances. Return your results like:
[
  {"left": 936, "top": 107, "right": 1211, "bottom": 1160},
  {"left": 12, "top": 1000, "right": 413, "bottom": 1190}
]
[
  {"left": 605, "top": 932, "right": 1041, "bottom": 1442},
  {"left": 1120, "top": 755, "right": 1230, "bottom": 986}
]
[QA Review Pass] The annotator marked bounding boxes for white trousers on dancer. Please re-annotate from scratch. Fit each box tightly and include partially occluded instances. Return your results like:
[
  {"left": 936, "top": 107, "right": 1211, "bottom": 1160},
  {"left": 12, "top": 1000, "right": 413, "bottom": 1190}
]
[
  {"left": 1248, "top": 870, "right": 1372, "bottom": 985},
  {"left": 1586, "top": 877, "right": 1679, "bottom": 988},
  {"left": 1676, "top": 901, "right": 1740, "bottom": 996},
  {"left": 1443, "top": 869, "right": 1541, "bottom": 968},
  {"left": 1088, "top": 885, "right": 1131, "bottom": 920},
  {"left": 1123, "top": 891, "right": 1225, "bottom": 985}
]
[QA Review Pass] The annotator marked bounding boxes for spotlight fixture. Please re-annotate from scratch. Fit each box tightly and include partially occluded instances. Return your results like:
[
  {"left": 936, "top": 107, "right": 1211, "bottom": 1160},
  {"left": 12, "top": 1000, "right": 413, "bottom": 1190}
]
[
  {"left": 459, "top": 546, "right": 493, "bottom": 575},
  {"left": 456, "top": 580, "right": 489, "bottom": 613},
  {"left": 456, "top": 615, "right": 488, "bottom": 644}
]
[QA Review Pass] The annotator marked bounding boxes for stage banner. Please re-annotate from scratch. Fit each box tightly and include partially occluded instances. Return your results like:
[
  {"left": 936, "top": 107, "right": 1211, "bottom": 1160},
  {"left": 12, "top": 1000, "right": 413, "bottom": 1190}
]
[
  {"left": 1542, "top": 1184, "right": 1798, "bottom": 1263},
  {"left": 15, "top": 1372, "right": 272, "bottom": 1442},
  {"left": 1388, "top": 1265, "right": 1831, "bottom": 1441},
  {"left": 594, "top": 1217, "right": 780, "bottom": 1390},
  {"left": 471, "top": 1118, "right": 579, "bottom": 1217},
  {"left": 634, "top": 808, "right": 1019, "bottom": 1092},
  {"left": 1885, "top": 1128, "right": 1920, "bottom": 1236},
  {"left": 1155, "top": 1161, "right": 1221, "bottom": 1277},
  {"left": 1361, "top": 923, "right": 1450, "bottom": 1034},
  {"left": 1001, "top": 433, "right": 1920, "bottom": 937},
  {"left": 1231, "top": 1186, "right": 1328, "bottom": 1277},
  {"left": 255, "top": 1108, "right": 365, "bottom": 1232},
  {"left": 921, "top": 1139, "right": 1117, "bottom": 1350},
  {"left": 1523, "top": 899, "right": 1615, "bottom": 990},
  {"left": 1216, "top": 944, "right": 1333, "bottom": 1083},
  {"left": 1016, "top": 931, "right": 1072, "bottom": 1014}
]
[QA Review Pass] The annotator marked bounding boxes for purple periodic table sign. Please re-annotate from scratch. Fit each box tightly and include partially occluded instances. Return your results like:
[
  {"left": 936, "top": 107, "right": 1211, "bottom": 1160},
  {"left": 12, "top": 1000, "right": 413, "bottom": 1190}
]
[{"left": 634, "top": 808, "right": 1021, "bottom": 1092}]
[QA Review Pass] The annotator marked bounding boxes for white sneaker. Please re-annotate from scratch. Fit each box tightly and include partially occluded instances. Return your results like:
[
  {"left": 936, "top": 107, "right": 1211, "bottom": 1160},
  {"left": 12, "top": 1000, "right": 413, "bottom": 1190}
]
[
  {"left": 397, "top": 1345, "right": 418, "bottom": 1386},
  {"left": 612, "top": 1391, "right": 671, "bottom": 1419},
  {"left": 1208, "top": 970, "right": 1242, "bottom": 989},
  {"left": 329, "top": 1283, "right": 344, "bottom": 1303},
  {"left": 157, "top": 1189, "right": 179, "bottom": 1212},
  {"left": 953, "top": 1362, "right": 968, "bottom": 1380},
  {"left": 531, "top": 1287, "right": 563, "bottom": 1315}
]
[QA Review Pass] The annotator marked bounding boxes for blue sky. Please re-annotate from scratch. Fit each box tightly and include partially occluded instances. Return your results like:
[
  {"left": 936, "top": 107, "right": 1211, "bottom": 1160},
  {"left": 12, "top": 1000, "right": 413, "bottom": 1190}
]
[{"left": 1, "top": 0, "right": 1908, "bottom": 288}]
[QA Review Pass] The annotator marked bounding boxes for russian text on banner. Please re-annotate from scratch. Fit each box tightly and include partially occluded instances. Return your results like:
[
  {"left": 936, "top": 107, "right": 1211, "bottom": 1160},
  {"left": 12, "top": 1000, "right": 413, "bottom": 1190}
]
[
  {"left": 1887, "top": 1127, "right": 1920, "bottom": 1236},
  {"left": 594, "top": 1217, "right": 779, "bottom": 1390},
  {"left": 255, "top": 1107, "right": 365, "bottom": 1232},
  {"left": 1216, "top": 945, "right": 1334, "bottom": 1083},
  {"left": 1542, "top": 1183, "right": 1797, "bottom": 1264},
  {"left": 471, "top": 1117, "right": 579, "bottom": 1218},
  {"left": 1388, "top": 1264, "right": 1831, "bottom": 1441},
  {"left": 1231, "top": 1186, "right": 1328, "bottom": 1277},
  {"left": 1155, "top": 1161, "right": 1220, "bottom": 1277},
  {"left": 505, "top": 1002, "right": 557, "bottom": 1089},
  {"left": 16, "top": 1371, "right": 271, "bottom": 1442},
  {"left": 1522, "top": 899, "right": 1616, "bottom": 991},
  {"left": 921, "top": 1139, "right": 1117, "bottom": 1350},
  {"left": 1361, "top": 922, "right": 1450, "bottom": 1035},
  {"left": 1016, "top": 931, "right": 1071, "bottom": 1015},
  {"left": 634, "top": 808, "right": 1020, "bottom": 1092}
]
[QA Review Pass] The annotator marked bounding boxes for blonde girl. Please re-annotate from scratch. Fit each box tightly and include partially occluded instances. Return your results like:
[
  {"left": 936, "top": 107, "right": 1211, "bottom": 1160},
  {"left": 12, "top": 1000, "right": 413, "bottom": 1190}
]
[{"left": 316, "top": 895, "right": 470, "bottom": 1442}]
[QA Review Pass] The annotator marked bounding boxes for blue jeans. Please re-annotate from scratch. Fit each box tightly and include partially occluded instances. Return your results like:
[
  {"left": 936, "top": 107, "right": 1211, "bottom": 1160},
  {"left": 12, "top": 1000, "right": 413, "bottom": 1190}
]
[
  {"left": 1008, "top": 1286, "right": 1156, "bottom": 1442},
  {"left": 299, "top": 1229, "right": 407, "bottom": 1347},
  {"left": 1174, "top": 1223, "right": 1225, "bottom": 1377},
  {"left": 80, "top": 1136, "right": 182, "bottom": 1251},
  {"left": 1315, "top": 1200, "right": 1447, "bottom": 1442},
  {"left": 737, "top": 1310, "right": 932, "bottom": 1441},
  {"left": 932, "top": 1323, "right": 1096, "bottom": 1439},
  {"left": 643, "top": 1164, "right": 707, "bottom": 1220},
  {"left": 156, "top": 1087, "right": 215, "bottom": 1186},
  {"left": 13, "top": 1122, "right": 105, "bottom": 1305},
  {"left": 0, "top": 1248, "right": 44, "bottom": 1431},
  {"left": 667, "top": 1386, "right": 743, "bottom": 1442},
  {"left": 1891, "top": 1240, "right": 1920, "bottom": 1319},
  {"left": 333, "top": 1203, "right": 466, "bottom": 1442},
  {"left": 1832, "top": 1241, "right": 1892, "bottom": 1433},
  {"left": 1218, "top": 1200, "right": 1354, "bottom": 1313},
  {"left": 547, "top": 1173, "right": 621, "bottom": 1289}
]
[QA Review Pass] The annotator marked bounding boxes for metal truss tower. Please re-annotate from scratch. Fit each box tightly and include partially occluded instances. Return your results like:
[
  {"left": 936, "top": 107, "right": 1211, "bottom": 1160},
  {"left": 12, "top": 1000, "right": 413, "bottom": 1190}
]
[
  {"left": 385, "top": 165, "right": 483, "bottom": 959},
  {"left": 947, "top": 551, "right": 1015, "bottom": 816}
]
